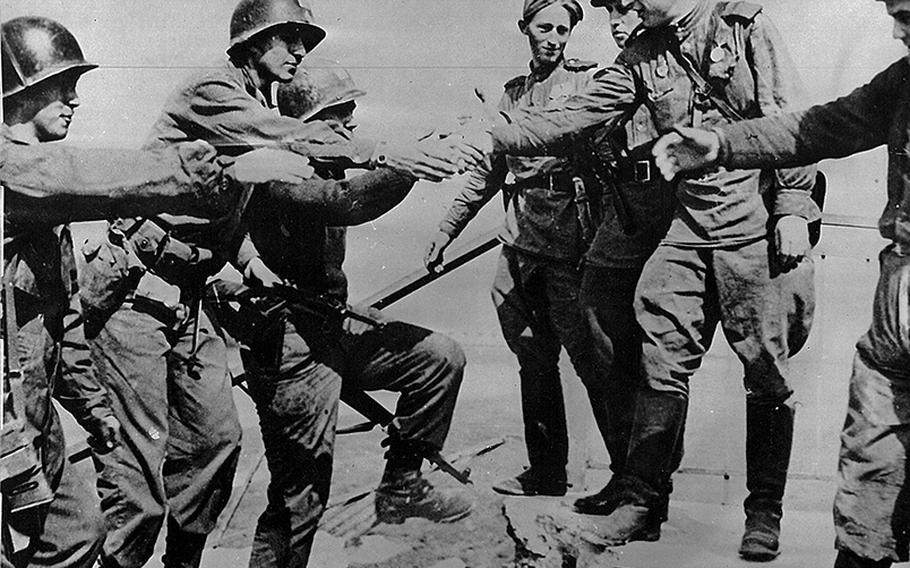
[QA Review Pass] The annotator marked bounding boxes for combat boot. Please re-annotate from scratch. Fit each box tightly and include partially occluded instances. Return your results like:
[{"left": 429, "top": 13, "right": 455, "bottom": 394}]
[
  {"left": 594, "top": 389, "right": 688, "bottom": 545},
  {"left": 492, "top": 465, "right": 569, "bottom": 496},
  {"left": 739, "top": 402, "right": 795, "bottom": 562},
  {"left": 375, "top": 471, "right": 473, "bottom": 524}
]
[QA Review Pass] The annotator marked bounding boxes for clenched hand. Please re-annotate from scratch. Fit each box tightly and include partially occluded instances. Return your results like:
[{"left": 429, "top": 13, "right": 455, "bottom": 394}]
[{"left": 652, "top": 125, "right": 722, "bottom": 181}]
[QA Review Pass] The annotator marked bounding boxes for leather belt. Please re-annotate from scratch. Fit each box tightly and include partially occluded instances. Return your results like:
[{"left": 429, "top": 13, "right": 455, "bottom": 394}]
[
  {"left": 512, "top": 171, "right": 576, "bottom": 191},
  {"left": 613, "top": 158, "right": 655, "bottom": 184}
]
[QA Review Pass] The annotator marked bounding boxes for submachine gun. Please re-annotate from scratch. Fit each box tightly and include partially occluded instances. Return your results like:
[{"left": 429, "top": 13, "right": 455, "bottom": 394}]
[{"left": 206, "top": 280, "right": 472, "bottom": 485}]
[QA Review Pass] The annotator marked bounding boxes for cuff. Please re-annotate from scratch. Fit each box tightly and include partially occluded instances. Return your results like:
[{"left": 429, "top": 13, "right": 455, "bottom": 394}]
[{"left": 773, "top": 189, "right": 822, "bottom": 222}]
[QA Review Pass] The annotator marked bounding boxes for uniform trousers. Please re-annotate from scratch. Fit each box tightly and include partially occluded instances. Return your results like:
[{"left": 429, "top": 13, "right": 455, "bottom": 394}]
[
  {"left": 2, "top": 292, "right": 106, "bottom": 568},
  {"left": 243, "top": 309, "right": 465, "bottom": 568},
  {"left": 634, "top": 238, "right": 814, "bottom": 403},
  {"left": 491, "top": 247, "right": 603, "bottom": 473},
  {"left": 88, "top": 299, "right": 241, "bottom": 568},
  {"left": 834, "top": 245, "right": 909, "bottom": 563}
]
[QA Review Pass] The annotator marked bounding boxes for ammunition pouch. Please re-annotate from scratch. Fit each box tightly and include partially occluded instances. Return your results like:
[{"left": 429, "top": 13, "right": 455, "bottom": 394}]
[
  {"left": 111, "top": 218, "right": 213, "bottom": 287},
  {"left": 0, "top": 417, "right": 53, "bottom": 514}
]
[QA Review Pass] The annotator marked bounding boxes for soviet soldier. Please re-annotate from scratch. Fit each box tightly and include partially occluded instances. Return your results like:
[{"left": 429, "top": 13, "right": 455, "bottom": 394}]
[
  {"left": 217, "top": 59, "right": 472, "bottom": 568},
  {"left": 424, "top": 0, "right": 605, "bottom": 500},
  {"left": 472, "top": 0, "right": 820, "bottom": 557},
  {"left": 0, "top": 16, "right": 309, "bottom": 568},
  {"left": 81, "top": 1, "right": 479, "bottom": 567},
  {"left": 570, "top": 0, "right": 678, "bottom": 539},
  {"left": 652, "top": 2, "right": 910, "bottom": 566}
]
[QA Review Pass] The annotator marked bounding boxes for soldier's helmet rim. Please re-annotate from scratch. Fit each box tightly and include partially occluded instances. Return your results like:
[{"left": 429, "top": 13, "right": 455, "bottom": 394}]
[
  {"left": 2, "top": 16, "right": 98, "bottom": 99},
  {"left": 227, "top": 0, "right": 326, "bottom": 56},
  {"left": 277, "top": 57, "right": 366, "bottom": 122}
]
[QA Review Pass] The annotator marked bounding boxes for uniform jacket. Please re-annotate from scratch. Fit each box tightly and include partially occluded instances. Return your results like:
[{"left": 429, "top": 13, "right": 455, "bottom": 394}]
[
  {"left": 584, "top": 91, "right": 675, "bottom": 268},
  {"left": 718, "top": 57, "right": 910, "bottom": 248},
  {"left": 491, "top": 0, "right": 820, "bottom": 248},
  {"left": 1, "top": 127, "right": 226, "bottom": 474},
  {"left": 117, "top": 60, "right": 382, "bottom": 281},
  {"left": 245, "top": 166, "right": 417, "bottom": 302},
  {"left": 438, "top": 58, "right": 595, "bottom": 263}
]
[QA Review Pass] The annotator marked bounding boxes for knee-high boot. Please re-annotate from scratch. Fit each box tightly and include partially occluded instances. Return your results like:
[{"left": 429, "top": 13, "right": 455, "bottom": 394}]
[
  {"left": 740, "top": 402, "right": 795, "bottom": 561},
  {"left": 595, "top": 388, "right": 688, "bottom": 545}
]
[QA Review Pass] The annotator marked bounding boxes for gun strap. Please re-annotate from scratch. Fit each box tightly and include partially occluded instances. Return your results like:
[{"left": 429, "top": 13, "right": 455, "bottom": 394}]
[{"left": 3, "top": 278, "right": 27, "bottom": 424}]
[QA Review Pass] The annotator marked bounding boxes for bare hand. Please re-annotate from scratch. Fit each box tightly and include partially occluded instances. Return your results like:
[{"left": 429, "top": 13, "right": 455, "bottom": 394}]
[
  {"left": 243, "top": 257, "right": 283, "bottom": 288},
  {"left": 774, "top": 215, "right": 810, "bottom": 270},
  {"left": 653, "top": 125, "right": 722, "bottom": 181},
  {"left": 232, "top": 148, "right": 315, "bottom": 184},
  {"left": 424, "top": 231, "right": 454, "bottom": 273}
]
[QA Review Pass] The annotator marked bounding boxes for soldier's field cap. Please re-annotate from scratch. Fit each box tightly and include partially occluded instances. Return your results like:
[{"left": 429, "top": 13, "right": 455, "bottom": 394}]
[
  {"left": 228, "top": 0, "right": 326, "bottom": 56},
  {"left": 522, "top": 0, "right": 585, "bottom": 23}
]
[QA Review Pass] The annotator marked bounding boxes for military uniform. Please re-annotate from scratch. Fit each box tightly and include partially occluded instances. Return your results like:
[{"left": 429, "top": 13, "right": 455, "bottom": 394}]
[
  {"left": 0, "top": 126, "right": 234, "bottom": 568},
  {"left": 235, "top": 165, "right": 466, "bottom": 567},
  {"left": 80, "top": 56, "right": 397, "bottom": 568},
  {"left": 578, "top": 104, "right": 677, "bottom": 491},
  {"left": 713, "top": 57, "right": 910, "bottom": 564},
  {"left": 490, "top": 0, "right": 819, "bottom": 547},
  {"left": 439, "top": 57, "right": 603, "bottom": 482}
]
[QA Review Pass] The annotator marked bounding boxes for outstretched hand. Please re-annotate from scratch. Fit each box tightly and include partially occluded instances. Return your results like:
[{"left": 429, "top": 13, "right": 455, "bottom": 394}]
[{"left": 652, "top": 125, "right": 722, "bottom": 181}]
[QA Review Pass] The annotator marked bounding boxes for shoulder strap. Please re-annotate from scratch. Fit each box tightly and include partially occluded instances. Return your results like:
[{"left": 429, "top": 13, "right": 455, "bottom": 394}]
[
  {"left": 665, "top": 3, "right": 748, "bottom": 123},
  {"left": 564, "top": 58, "right": 598, "bottom": 72}
]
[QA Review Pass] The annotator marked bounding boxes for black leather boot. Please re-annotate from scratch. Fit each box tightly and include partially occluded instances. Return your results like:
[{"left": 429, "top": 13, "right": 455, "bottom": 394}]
[
  {"left": 596, "top": 389, "right": 688, "bottom": 546},
  {"left": 740, "top": 402, "right": 795, "bottom": 561},
  {"left": 162, "top": 518, "right": 208, "bottom": 568}
]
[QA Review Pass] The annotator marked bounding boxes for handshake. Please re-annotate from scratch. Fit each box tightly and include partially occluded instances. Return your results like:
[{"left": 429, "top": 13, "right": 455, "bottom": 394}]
[{"left": 379, "top": 86, "right": 504, "bottom": 182}]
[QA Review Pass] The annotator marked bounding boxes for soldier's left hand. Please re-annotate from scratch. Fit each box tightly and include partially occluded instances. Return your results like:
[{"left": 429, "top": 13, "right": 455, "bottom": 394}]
[
  {"left": 243, "top": 257, "right": 284, "bottom": 288},
  {"left": 774, "top": 215, "right": 810, "bottom": 270}
]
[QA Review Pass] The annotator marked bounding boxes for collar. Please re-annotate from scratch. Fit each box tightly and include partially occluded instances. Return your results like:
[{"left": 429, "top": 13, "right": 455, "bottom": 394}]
[
  {"left": 238, "top": 63, "right": 276, "bottom": 109},
  {"left": 529, "top": 56, "right": 564, "bottom": 81},
  {"left": 0, "top": 124, "right": 34, "bottom": 145}
]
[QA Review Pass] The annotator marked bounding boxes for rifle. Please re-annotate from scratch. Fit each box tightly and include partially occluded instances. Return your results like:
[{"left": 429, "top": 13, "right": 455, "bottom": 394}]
[
  {"left": 2, "top": 281, "right": 54, "bottom": 514},
  {"left": 206, "top": 279, "right": 473, "bottom": 485}
]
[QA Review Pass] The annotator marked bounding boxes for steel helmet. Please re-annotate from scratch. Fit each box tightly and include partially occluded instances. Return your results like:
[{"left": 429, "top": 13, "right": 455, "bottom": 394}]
[
  {"left": 228, "top": 0, "right": 326, "bottom": 56},
  {"left": 277, "top": 57, "right": 366, "bottom": 121},
  {"left": 2, "top": 16, "right": 97, "bottom": 98}
]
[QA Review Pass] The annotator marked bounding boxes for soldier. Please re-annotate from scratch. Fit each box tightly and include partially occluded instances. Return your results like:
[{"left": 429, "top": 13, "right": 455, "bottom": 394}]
[
  {"left": 652, "top": 2, "right": 910, "bottom": 566},
  {"left": 81, "top": 1, "right": 479, "bottom": 567},
  {"left": 570, "top": 0, "right": 678, "bottom": 539},
  {"left": 221, "top": 59, "right": 473, "bottom": 568},
  {"left": 0, "top": 16, "right": 310, "bottom": 568},
  {"left": 423, "top": 0, "right": 601, "bottom": 499},
  {"left": 469, "top": 0, "right": 821, "bottom": 556}
]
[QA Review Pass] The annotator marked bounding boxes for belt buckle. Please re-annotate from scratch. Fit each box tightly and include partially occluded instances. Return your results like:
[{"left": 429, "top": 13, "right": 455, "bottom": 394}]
[{"left": 634, "top": 160, "right": 651, "bottom": 183}]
